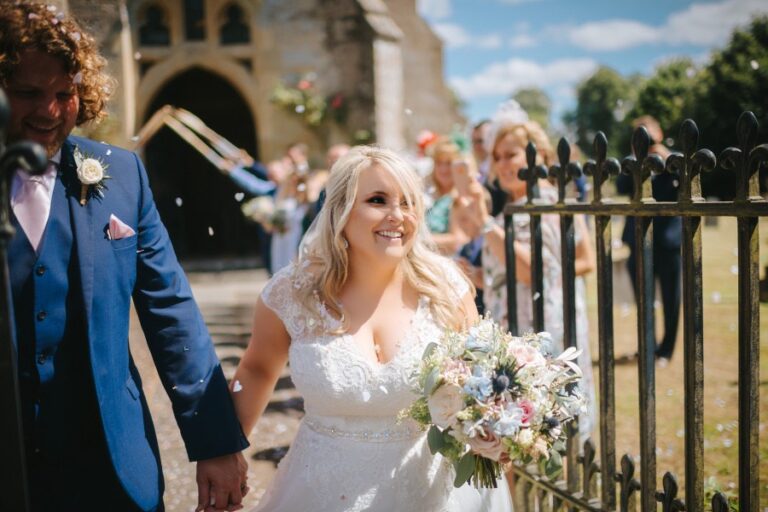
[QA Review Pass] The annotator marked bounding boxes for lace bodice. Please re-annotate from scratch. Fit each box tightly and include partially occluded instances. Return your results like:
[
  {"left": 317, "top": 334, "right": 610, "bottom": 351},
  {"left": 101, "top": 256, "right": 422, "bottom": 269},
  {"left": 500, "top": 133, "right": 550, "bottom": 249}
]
[
  {"left": 261, "top": 258, "right": 469, "bottom": 420},
  {"left": 250, "top": 258, "right": 514, "bottom": 512}
]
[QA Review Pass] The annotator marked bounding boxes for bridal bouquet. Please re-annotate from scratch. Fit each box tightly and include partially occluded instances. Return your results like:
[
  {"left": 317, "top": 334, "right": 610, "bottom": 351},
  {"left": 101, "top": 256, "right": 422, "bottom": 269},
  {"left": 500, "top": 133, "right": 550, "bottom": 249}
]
[{"left": 402, "top": 316, "right": 585, "bottom": 488}]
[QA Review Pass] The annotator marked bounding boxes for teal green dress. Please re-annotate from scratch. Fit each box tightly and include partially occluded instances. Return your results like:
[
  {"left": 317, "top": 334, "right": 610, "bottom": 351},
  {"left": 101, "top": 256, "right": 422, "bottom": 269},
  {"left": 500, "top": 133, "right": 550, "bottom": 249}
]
[{"left": 426, "top": 193, "right": 453, "bottom": 234}]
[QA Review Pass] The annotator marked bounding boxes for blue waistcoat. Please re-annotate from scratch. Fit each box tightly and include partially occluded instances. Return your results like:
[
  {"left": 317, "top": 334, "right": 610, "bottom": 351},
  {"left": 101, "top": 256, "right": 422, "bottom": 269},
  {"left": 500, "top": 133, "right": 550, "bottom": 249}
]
[{"left": 9, "top": 171, "right": 111, "bottom": 504}]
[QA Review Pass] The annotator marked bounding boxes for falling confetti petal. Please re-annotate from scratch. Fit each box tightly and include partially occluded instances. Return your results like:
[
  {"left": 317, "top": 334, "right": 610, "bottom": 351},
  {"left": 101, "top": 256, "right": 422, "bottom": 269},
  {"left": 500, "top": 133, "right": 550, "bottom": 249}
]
[
  {"left": 72, "top": 72, "right": 83, "bottom": 84},
  {"left": 716, "top": 423, "right": 724, "bottom": 432},
  {"left": 404, "top": 108, "right": 413, "bottom": 116},
  {"left": 71, "top": 32, "right": 81, "bottom": 42},
  {"left": 676, "top": 429, "right": 684, "bottom": 438},
  {"left": 666, "top": 388, "right": 674, "bottom": 397},
  {"left": 208, "top": 226, "right": 214, "bottom": 236},
  {"left": 106, "top": 149, "right": 112, "bottom": 156},
  {"left": 751, "top": 60, "right": 759, "bottom": 70},
  {"left": 620, "top": 303, "right": 631, "bottom": 318},
  {"left": 175, "top": 197, "right": 183, "bottom": 207},
  {"left": 295, "top": 105, "right": 305, "bottom": 113},
  {"left": 533, "top": 292, "right": 541, "bottom": 301},
  {"left": 130, "top": 135, "right": 140, "bottom": 142},
  {"left": 134, "top": 51, "right": 142, "bottom": 60},
  {"left": 234, "top": 192, "right": 245, "bottom": 202},
  {"left": 379, "top": 385, "right": 388, "bottom": 394},
  {"left": 653, "top": 300, "right": 661, "bottom": 309},
  {"left": 711, "top": 291, "right": 722, "bottom": 304},
  {"left": 730, "top": 265, "right": 738, "bottom": 275},
  {"left": 232, "top": 380, "right": 243, "bottom": 392},
  {"left": 362, "top": 390, "right": 371, "bottom": 402}
]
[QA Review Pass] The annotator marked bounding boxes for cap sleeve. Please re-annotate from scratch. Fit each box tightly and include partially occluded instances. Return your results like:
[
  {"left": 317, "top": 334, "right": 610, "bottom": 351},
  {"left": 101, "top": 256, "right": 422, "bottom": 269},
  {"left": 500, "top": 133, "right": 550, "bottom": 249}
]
[{"left": 260, "top": 264, "right": 305, "bottom": 339}]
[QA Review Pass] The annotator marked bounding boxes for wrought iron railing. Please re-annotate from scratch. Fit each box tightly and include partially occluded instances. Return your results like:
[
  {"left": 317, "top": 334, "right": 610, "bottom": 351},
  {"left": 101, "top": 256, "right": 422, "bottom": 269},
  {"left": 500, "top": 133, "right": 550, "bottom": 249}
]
[{"left": 503, "top": 112, "right": 767, "bottom": 511}]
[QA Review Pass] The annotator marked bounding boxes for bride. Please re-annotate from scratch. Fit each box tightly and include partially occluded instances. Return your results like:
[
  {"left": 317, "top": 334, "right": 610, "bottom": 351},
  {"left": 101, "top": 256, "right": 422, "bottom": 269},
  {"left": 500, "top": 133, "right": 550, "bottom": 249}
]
[{"left": 230, "top": 146, "right": 513, "bottom": 511}]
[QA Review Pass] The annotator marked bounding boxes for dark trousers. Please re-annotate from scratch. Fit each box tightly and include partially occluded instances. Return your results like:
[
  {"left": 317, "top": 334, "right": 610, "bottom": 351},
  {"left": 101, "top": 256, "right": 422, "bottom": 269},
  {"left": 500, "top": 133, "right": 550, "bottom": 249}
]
[
  {"left": 627, "top": 246, "right": 682, "bottom": 359},
  {"left": 26, "top": 423, "right": 152, "bottom": 512}
]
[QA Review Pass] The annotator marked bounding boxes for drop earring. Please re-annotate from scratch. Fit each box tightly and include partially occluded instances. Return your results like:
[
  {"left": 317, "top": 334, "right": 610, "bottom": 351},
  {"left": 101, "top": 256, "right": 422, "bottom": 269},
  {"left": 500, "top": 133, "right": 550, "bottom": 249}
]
[{"left": 342, "top": 237, "right": 349, "bottom": 249}]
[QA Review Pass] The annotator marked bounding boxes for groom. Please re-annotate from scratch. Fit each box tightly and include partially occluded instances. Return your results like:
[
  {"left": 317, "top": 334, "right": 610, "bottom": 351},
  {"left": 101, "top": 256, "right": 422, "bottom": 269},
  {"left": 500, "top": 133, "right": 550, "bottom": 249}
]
[{"left": 1, "top": 3, "right": 249, "bottom": 511}]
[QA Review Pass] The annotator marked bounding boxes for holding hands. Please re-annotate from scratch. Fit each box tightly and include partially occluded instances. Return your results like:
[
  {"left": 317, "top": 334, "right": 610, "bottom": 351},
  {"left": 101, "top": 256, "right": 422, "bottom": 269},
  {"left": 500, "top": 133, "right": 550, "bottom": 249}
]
[{"left": 196, "top": 452, "right": 249, "bottom": 512}]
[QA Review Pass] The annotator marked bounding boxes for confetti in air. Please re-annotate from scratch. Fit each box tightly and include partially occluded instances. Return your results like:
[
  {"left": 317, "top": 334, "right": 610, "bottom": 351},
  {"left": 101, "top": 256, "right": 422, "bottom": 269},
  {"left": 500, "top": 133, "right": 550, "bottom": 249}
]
[
  {"left": 175, "top": 197, "right": 183, "bottom": 207},
  {"left": 233, "top": 380, "right": 243, "bottom": 393},
  {"left": 208, "top": 227, "right": 214, "bottom": 236},
  {"left": 234, "top": 192, "right": 245, "bottom": 202}
]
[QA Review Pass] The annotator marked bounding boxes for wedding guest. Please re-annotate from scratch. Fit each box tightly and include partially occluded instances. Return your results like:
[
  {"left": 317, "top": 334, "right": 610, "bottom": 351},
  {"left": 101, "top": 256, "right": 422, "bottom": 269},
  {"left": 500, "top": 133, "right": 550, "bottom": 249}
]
[
  {"left": 269, "top": 143, "right": 312, "bottom": 273},
  {"left": 0, "top": 3, "right": 248, "bottom": 511},
  {"left": 616, "top": 115, "right": 680, "bottom": 366},
  {"left": 230, "top": 145, "right": 512, "bottom": 511},
  {"left": 456, "top": 110, "right": 596, "bottom": 438},
  {"left": 424, "top": 138, "right": 470, "bottom": 255}
]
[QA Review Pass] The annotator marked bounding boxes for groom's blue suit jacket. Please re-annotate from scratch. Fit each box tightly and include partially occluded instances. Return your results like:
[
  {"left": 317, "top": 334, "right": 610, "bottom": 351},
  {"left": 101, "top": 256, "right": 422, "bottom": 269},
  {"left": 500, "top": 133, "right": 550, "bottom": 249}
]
[{"left": 9, "top": 136, "right": 249, "bottom": 510}]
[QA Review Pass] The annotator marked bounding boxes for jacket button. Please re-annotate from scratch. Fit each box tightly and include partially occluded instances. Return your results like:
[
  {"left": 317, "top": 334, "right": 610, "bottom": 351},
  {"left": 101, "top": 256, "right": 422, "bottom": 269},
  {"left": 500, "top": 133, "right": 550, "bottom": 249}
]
[
  {"left": 36, "top": 311, "right": 47, "bottom": 321},
  {"left": 36, "top": 265, "right": 46, "bottom": 276}
]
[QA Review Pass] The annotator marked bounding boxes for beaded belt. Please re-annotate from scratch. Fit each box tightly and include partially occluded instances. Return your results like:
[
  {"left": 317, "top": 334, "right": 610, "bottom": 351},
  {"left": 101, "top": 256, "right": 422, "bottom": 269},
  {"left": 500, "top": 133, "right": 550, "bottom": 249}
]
[{"left": 302, "top": 415, "right": 424, "bottom": 442}]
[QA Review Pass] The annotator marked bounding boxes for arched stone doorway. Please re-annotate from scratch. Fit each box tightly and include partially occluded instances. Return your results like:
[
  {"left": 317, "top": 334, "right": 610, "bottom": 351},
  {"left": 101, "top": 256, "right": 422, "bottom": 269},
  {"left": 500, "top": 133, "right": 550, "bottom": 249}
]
[{"left": 144, "top": 68, "right": 261, "bottom": 261}]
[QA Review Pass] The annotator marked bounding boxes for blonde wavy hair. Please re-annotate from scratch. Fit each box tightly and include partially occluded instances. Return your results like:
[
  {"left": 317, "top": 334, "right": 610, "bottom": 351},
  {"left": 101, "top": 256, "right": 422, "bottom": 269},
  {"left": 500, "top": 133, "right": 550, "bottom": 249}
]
[
  {"left": 489, "top": 121, "right": 554, "bottom": 183},
  {"left": 297, "top": 145, "right": 474, "bottom": 332},
  {"left": 0, "top": 2, "right": 115, "bottom": 125}
]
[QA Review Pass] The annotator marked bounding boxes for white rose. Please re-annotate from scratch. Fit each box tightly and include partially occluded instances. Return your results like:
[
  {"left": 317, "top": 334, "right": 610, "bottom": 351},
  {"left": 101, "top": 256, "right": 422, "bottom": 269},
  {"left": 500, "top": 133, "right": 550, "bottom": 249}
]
[
  {"left": 427, "top": 384, "right": 464, "bottom": 429},
  {"left": 516, "top": 428, "right": 534, "bottom": 448},
  {"left": 77, "top": 158, "right": 104, "bottom": 184}
]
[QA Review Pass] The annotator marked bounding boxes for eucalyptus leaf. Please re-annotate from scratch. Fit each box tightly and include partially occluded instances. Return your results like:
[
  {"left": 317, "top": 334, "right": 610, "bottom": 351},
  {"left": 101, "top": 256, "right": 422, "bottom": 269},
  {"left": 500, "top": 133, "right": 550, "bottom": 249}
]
[
  {"left": 453, "top": 452, "right": 476, "bottom": 488},
  {"left": 422, "top": 342, "right": 438, "bottom": 359},
  {"left": 543, "top": 450, "right": 563, "bottom": 479},
  {"left": 424, "top": 367, "right": 442, "bottom": 397},
  {"left": 427, "top": 426, "right": 444, "bottom": 455}
]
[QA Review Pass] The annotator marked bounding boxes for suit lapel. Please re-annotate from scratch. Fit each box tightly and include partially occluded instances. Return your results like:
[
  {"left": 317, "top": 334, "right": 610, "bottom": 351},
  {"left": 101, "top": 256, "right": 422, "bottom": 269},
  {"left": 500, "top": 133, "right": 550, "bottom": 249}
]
[{"left": 62, "top": 139, "right": 95, "bottom": 327}]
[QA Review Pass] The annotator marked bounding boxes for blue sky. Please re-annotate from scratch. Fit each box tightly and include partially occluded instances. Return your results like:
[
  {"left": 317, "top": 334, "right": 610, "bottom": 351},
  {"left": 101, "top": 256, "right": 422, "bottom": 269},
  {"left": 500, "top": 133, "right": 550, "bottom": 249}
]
[{"left": 416, "top": 0, "right": 768, "bottom": 128}]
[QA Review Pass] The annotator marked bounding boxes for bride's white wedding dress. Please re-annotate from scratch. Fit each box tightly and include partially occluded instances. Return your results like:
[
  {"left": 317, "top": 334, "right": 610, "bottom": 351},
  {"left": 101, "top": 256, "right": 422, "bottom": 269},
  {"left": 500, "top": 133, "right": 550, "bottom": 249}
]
[{"left": 252, "top": 259, "right": 513, "bottom": 511}]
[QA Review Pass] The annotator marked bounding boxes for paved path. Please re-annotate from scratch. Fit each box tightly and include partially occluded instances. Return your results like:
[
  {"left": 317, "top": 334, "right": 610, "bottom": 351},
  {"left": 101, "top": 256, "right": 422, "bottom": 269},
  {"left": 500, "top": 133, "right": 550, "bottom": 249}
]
[{"left": 129, "top": 268, "right": 301, "bottom": 511}]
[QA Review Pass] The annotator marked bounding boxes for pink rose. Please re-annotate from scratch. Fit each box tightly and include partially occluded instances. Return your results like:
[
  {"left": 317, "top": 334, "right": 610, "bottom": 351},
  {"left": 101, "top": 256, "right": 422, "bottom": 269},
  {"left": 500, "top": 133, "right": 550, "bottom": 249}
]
[
  {"left": 467, "top": 428, "right": 506, "bottom": 462},
  {"left": 517, "top": 399, "right": 535, "bottom": 426}
]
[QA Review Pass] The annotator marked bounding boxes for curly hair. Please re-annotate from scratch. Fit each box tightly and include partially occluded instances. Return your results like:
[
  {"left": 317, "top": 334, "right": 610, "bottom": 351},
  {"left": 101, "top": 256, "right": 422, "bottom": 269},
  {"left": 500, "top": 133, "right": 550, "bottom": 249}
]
[{"left": 0, "top": 2, "right": 115, "bottom": 125}]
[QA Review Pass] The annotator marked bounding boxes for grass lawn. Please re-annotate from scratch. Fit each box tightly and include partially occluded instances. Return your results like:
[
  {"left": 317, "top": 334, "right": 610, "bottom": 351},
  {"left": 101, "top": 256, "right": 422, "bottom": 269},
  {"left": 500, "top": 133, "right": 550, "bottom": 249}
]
[{"left": 582, "top": 216, "right": 768, "bottom": 508}]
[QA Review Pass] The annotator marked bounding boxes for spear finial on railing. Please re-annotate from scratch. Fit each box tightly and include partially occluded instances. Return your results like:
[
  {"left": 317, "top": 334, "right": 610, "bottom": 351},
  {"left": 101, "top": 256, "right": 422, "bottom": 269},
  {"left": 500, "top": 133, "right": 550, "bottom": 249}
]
[
  {"left": 621, "top": 126, "right": 664, "bottom": 203},
  {"left": 655, "top": 472, "right": 686, "bottom": 512},
  {"left": 518, "top": 141, "right": 548, "bottom": 204},
  {"left": 583, "top": 131, "right": 620, "bottom": 204},
  {"left": 664, "top": 119, "right": 716, "bottom": 204},
  {"left": 711, "top": 491, "right": 730, "bottom": 512},
  {"left": 719, "top": 111, "right": 767, "bottom": 202},
  {"left": 549, "top": 137, "right": 582, "bottom": 204},
  {"left": 616, "top": 454, "right": 641, "bottom": 511}
]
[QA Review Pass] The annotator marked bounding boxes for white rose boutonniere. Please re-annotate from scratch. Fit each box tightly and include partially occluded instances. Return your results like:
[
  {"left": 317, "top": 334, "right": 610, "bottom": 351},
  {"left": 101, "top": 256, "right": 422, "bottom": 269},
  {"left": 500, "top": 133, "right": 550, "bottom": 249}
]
[{"left": 74, "top": 146, "right": 110, "bottom": 205}]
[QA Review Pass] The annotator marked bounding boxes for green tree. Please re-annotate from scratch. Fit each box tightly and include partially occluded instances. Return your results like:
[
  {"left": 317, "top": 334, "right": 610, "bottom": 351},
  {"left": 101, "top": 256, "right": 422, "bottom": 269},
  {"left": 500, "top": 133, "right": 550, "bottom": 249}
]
[
  {"left": 512, "top": 87, "right": 551, "bottom": 130},
  {"left": 690, "top": 15, "right": 768, "bottom": 197},
  {"left": 625, "top": 57, "right": 698, "bottom": 148},
  {"left": 692, "top": 16, "right": 768, "bottom": 153},
  {"left": 564, "top": 66, "right": 640, "bottom": 158}
]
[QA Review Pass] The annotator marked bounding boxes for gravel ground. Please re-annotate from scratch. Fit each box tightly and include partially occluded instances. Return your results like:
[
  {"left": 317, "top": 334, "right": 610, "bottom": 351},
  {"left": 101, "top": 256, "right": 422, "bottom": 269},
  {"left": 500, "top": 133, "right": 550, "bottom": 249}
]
[{"left": 129, "top": 268, "right": 299, "bottom": 512}]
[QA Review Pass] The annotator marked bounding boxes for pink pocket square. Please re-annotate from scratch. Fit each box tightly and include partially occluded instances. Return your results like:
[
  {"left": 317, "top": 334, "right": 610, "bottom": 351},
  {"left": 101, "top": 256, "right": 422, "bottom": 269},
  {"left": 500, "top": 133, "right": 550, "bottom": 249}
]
[{"left": 108, "top": 214, "right": 136, "bottom": 240}]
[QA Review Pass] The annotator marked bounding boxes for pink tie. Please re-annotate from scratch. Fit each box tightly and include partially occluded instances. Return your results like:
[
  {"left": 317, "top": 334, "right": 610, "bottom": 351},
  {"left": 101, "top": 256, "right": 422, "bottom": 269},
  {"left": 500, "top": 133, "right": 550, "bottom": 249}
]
[{"left": 13, "top": 171, "right": 52, "bottom": 252}]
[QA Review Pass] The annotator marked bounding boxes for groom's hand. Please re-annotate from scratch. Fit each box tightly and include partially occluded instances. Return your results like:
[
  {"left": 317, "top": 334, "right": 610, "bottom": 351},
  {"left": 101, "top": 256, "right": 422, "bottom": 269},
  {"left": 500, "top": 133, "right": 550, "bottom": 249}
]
[{"left": 196, "top": 452, "right": 249, "bottom": 512}]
